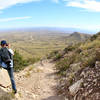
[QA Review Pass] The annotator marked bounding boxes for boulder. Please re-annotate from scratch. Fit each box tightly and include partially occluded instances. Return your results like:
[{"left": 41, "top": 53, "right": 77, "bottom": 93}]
[
  {"left": 69, "top": 79, "right": 83, "bottom": 96},
  {"left": 70, "top": 63, "right": 81, "bottom": 72},
  {"left": 0, "top": 68, "right": 11, "bottom": 88}
]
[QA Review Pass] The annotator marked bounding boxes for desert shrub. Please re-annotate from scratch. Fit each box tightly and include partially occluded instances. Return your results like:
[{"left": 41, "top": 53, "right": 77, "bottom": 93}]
[
  {"left": 55, "top": 53, "right": 77, "bottom": 76},
  {"left": 75, "top": 48, "right": 82, "bottom": 54},
  {"left": 13, "top": 50, "right": 39, "bottom": 72},
  {"left": 74, "top": 54, "right": 82, "bottom": 63},
  {"left": 26, "top": 57, "right": 40, "bottom": 65},
  {"left": 64, "top": 43, "right": 82, "bottom": 53},
  {"left": 81, "top": 56, "right": 96, "bottom": 68},
  {"left": 13, "top": 50, "right": 28, "bottom": 72},
  {"left": 80, "top": 40, "right": 100, "bottom": 50},
  {"left": 90, "top": 34, "right": 98, "bottom": 41},
  {"left": 53, "top": 53, "right": 63, "bottom": 61},
  {"left": 80, "top": 49, "right": 98, "bottom": 68},
  {"left": 47, "top": 50, "right": 59, "bottom": 59},
  {"left": 81, "top": 49, "right": 100, "bottom": 68},
  {"left": 90, "top": 32, "right": 100, "bottom": 41},
  {"left": 56, "top": 58, "right": 70, "bottom": 76},
  {"left": 64, "top": 45, "right": 76, "bottom": 53},
  {"left": 95, "top": 50, "right": 100, "bottom": 61}
]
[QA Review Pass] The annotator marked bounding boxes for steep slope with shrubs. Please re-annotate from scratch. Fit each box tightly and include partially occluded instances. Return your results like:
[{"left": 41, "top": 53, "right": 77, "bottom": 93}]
[{"left": 48, "top": 32, "right": 100, "bottom": 100}]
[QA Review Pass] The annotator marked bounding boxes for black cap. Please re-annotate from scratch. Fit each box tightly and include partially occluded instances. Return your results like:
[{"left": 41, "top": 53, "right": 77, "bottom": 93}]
[{"left": 1, "top": 40, "right": 7, "bottom": 45}]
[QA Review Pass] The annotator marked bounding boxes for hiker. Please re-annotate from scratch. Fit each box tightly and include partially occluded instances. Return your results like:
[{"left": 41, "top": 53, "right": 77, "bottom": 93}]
[{"left": 0, "top": 40, "right": 17, "bottom": 94}]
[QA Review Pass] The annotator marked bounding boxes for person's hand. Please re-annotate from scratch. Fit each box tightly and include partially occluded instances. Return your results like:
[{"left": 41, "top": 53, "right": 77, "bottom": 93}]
[{"left": 7, "top": 43, "right": 10, "bottom": 48}]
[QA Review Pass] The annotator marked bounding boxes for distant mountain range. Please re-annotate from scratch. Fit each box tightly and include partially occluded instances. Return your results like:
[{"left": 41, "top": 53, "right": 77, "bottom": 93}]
[{"left": 0, "top": 27, "right": 96, "bottom": 34}]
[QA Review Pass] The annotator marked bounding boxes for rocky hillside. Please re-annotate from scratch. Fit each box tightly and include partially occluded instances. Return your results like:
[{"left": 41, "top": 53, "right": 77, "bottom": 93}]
[{"left": 48, "top": 32, "right": 100, "bottom": 100}]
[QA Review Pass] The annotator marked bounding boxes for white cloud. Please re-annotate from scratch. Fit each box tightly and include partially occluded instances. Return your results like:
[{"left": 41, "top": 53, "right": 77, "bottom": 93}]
[
  {"left": 0, "top": 0, "right": 40, "bottom": 10},
  {"left": 0, "top": 16, "right": 32, "bottom": 22},
  {"left": 64, "top": 0, "right": 100, "bottom": 12}
]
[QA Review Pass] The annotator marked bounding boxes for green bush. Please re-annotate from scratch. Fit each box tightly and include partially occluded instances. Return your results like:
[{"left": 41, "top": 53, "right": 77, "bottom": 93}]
[
  {"left": 80, "top": 40, "right": 100, "bottom": 50},
  {"left": 13, "top": 50, "right": 27, "bottom": 72},
  {"left": 13, "top": 50, "right": 39, "bottom": 72},
  {"left": 55, "top": 54, "right": 76, "bottom": 76},
  {"left": 90, "top": 34, "right": 98, "bottom": 41},
  {"left": 81, "top": 56, "right": 96, "bottom": 68},
  {"left": 47, "top": 50, "right": 59, "bottom": 59},
  {"left": 81, "top": 49, "right": 100, "bottom": 68},
  {"left": 64, "top": 43, "right": 81, "bottom": 53},
  {"left": 54, "top": 53, "right": 63, "bottom": 61},
  {"left": 64, "top": 45, "right": 75, "bottom": 53}
]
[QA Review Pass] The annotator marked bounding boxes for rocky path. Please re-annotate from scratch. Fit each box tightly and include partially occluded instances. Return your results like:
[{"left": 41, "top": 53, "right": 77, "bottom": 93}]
[{"left": 14, "top": 60, "right": 63, "bottom": 100}]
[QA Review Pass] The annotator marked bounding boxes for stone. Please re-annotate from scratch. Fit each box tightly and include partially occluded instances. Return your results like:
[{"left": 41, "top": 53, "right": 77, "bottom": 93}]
[
  {"left": 0, "top": 68, "right": 11, "bottom": 88},
  {"left": 69, "top": 79, "right": 83, "bottom": 96},
  {"left": 70, "top": 63, "right": 81, "bottom": 72}
]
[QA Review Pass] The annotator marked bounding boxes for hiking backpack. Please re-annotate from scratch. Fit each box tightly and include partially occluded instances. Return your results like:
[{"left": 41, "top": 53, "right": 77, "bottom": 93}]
[{"left": 0, "top": 47, "right": 12, "bottom": 64}]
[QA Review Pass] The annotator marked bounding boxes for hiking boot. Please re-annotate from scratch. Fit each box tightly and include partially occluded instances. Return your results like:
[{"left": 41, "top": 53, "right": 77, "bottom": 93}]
[{"left": 12, "top": 89, "right": 17, "bottom": 94}]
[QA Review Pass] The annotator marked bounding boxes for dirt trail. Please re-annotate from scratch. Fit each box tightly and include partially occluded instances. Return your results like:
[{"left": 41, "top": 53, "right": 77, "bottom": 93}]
[{"left": 15, "top": 60, "right": 64, "bottom": 100}]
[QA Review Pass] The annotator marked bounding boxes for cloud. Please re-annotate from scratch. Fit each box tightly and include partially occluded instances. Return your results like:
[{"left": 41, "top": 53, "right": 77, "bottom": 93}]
[
  {"left": 0, "top": 0, "right": 40, "bottom": 10},
  {"left": 0, "top": 16, "right": 32, "bottom": 22},
  {"left": 64, "top": 0, "right": 100, "bottom": 12}
]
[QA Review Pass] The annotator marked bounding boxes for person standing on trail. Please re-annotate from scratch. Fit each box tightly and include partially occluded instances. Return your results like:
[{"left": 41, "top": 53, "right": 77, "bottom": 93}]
[{"left": 0, "top": 40, "right": 17, "bottom": 94}]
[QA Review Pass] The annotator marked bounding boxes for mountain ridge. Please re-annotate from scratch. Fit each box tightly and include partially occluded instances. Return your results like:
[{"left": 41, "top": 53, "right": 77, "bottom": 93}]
[{"left": 0, "top": 27, "right": 95, "bottom": 34}]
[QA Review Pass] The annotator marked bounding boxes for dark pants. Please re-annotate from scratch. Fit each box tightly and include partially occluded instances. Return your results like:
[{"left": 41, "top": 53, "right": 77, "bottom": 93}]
[{"left": 7, "top": 67, "right": 17, "bottom": 91}]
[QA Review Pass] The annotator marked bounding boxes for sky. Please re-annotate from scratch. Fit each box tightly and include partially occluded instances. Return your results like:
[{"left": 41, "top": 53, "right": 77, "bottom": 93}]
[{"left": 0, "top": 0, "right": 100, "bottom": 32}]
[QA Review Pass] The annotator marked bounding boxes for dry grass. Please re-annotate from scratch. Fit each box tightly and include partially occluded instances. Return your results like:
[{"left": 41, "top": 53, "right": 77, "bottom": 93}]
[{"left": 24, "top": 71, "right": 31, "bottom": 78}]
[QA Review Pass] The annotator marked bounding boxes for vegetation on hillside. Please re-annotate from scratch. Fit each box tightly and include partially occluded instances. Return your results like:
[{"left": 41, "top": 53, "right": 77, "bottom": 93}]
[
  {"left": 48, "top": 32, "right": 100, "bottom": 76},
  {"left": 13, "top": 50, "right": 40, "bottom": 72},
  {"left": 48, "top": 32, "right": 100, "bottom": 99}
]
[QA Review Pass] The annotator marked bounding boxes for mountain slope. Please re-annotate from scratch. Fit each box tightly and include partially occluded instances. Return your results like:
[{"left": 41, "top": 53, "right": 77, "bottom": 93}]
[{"left": 48, "top": 32, "right": 100, "bottom": 100}]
